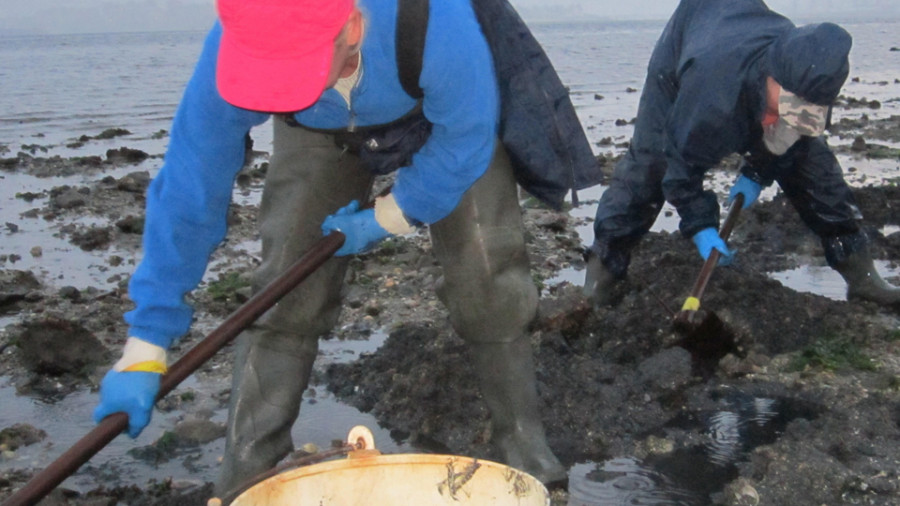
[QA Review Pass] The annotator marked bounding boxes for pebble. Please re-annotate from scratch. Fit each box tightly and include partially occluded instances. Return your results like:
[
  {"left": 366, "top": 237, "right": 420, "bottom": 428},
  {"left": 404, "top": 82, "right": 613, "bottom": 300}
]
[
  {"left": 642, "top": 435, "right": 674, "bottom": 455},
  {"left": 722, "top": 478, "right": 760, "bottom": 506},
  {"left": 170, "top": 479, "right": 206, "bottom": 490}
]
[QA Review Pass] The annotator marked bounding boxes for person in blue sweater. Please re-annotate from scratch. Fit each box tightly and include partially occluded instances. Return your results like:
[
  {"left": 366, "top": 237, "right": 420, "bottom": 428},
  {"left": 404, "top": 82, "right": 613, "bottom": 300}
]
[
  {"left": 91, "top": 0, "right": 572, "bottom": 495},
  {"left": 583, "top": 0, "right": 900, "bottom": 310}
]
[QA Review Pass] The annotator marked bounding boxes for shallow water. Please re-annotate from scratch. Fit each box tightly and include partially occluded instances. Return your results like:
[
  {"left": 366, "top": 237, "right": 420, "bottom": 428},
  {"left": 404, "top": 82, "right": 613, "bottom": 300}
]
[
  {"left": 0, "top": 376, "right": 225, "bottom": 491},
  {"left": 0, "top": 379, "right": 409, "bottom": 492},
  {"left": 568, "top": 458, "right": 703, "bottom": 505},
  {"left": 0, "top": 167, "right": 149, "bottom": 289},
  {"left": 0, "top": 329, "right": 410, "bottom": 492},
  {"left": 568, "top": 394, "right": 807, "bottom": 505}
]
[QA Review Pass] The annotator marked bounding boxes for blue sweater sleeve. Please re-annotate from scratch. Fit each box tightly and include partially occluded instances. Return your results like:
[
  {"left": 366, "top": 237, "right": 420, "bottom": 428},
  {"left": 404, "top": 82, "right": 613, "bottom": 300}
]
[
  {"left": 125, "top": 23, "right": 269, "bottom": 349},
  {"left": 391, "top": 0, "right": 499, "bottom": 224}
]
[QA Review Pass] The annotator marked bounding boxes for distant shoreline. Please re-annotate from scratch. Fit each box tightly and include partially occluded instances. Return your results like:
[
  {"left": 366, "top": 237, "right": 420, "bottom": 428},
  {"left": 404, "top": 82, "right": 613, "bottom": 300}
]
[{"left": 3, "top": 6, "right": 900, "bottom": 36}]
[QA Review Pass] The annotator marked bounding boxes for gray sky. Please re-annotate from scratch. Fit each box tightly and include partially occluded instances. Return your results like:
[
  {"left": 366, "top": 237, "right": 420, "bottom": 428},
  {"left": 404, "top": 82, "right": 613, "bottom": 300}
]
[{"left": 1, "top": 0, "right": 899, "bottom": 34}]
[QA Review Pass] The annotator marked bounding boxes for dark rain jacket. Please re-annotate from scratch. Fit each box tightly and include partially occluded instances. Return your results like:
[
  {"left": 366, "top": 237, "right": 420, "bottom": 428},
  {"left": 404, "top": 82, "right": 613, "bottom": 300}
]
[
  {"left": 607, "top": 0, "right": 855, "bottom": 240},
  {"left": 386, "top": 0, "right": 602, "bottom": 209},
  {"left": 473, "top": 0, "right": 602, "bottom": 208}
]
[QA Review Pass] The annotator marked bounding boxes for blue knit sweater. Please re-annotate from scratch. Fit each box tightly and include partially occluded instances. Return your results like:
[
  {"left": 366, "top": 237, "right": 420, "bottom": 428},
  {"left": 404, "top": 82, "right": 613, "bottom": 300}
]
[{"left": 125, "top": 0, "right": 499, "bottom": 348}]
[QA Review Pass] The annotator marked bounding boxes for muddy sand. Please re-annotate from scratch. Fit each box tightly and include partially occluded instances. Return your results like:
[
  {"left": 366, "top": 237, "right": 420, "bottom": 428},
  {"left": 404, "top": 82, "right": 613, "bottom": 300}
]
[{"left": 0, "top": 102, "right": 899, "bottom": 505}]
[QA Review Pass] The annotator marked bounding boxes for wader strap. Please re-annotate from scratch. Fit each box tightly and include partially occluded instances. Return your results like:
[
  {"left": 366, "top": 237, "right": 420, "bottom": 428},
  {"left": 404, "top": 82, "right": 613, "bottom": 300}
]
[{"left": 396, "top": 0, "right": 429, "bottom": 99}]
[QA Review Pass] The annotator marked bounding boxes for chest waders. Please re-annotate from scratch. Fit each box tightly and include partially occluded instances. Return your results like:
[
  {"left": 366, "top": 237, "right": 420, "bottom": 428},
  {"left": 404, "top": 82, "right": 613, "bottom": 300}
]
[
  {"left": 216, "top": 118, "right": 566, "bottom": 497},
  {"left": 216, "top": 0, "right": 582, "bottom": 485}
]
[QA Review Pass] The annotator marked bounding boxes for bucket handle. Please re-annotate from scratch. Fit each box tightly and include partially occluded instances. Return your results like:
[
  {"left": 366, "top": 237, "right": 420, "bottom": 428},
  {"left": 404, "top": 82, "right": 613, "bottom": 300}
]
[{"left": 208, "top": 426, "right": 379, "bottom": 506}]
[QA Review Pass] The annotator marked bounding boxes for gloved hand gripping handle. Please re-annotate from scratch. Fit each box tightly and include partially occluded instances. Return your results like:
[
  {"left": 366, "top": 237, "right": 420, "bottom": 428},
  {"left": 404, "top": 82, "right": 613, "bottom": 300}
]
[{"left": 675, "top": 193, "right": 744, "bottom": 325}]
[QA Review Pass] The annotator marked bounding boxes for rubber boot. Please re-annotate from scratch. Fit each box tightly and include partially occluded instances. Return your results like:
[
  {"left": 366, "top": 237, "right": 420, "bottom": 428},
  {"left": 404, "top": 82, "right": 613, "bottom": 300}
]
[
  {"left": 833, "top": 251, "right": 900, "bottom": 309},
  {"left": 428, "top": 142, "right": 566, "bottom": 487},
  {"left": 215, "top": 329, "right": 319, "bottom": 497},
  {"left": 216, "top": 119, "right": 373, "bottom": 497},
  {"left": 582, "top": 252, "right": 623, "bottom": 308},
  {"left": 468, "top": 336, "right": 568, "bottom": 486}
]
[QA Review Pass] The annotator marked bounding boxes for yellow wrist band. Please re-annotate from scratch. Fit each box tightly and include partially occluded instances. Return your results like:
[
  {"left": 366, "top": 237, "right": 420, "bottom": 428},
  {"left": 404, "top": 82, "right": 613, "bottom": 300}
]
[{"left": 121, "top": 360, "right": 168, "bottom": 374}]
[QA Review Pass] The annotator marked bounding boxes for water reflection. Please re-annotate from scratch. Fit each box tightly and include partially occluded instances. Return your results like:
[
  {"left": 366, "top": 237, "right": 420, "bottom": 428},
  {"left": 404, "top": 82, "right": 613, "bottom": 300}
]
[
  {"left": 702, "top": 397, "right": 778, "bottom": 468},
  {"left": 768, "top": 260, "right": 899, "bottom": 301},
  {"left": 0, "top": 329, "right": 408, "bottom": 493},
  {"left": 568, "top": 458, "right": 701, "bottom": 506},
  {"left": 568, "top": 394, "right": 807, "bottom": 505}
]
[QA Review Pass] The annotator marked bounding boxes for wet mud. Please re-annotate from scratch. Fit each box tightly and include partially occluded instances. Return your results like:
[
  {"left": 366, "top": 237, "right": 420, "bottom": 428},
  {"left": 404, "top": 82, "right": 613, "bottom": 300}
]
[{"left": 0, "top": 109, "right": 899, "bottom": 505}]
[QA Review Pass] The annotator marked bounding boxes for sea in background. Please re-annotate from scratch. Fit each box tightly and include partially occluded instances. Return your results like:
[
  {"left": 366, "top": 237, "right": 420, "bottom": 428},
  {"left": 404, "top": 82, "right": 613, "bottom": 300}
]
[
  {"left": 4, "top": 17, "right": 900, "bottom": 164},
  {"left": 1, "top": 15, "right": 900, "bottom": 502},
  {"left": 2, "top": 17, "right": 899, "bottom": 290}
]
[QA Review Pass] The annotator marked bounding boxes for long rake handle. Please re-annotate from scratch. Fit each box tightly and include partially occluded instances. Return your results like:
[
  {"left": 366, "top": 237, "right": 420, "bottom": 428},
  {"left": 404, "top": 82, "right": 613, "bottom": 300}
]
[
  {"left": 679, "top": 193, "right": 744, "bottom": 313},
  {"left": 3, "top": 232, "right": 346, "bottom": 506}
]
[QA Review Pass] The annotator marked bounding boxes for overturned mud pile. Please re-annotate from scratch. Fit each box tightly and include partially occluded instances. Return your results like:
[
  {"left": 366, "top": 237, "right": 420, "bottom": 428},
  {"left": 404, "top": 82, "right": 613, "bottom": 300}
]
[{"left": 325, "top": 185, "right": 900, "bottom": 505}]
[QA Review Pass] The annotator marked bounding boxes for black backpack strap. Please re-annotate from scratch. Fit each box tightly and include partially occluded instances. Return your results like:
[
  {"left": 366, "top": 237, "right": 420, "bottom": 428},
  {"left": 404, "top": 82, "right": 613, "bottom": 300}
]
[{"left": 396, "top": 0, "right": 429, "bottom": 99}]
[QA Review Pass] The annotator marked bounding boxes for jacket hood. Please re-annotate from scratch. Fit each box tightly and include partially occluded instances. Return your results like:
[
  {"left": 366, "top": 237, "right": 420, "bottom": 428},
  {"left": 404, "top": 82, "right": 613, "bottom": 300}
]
[{"left": 767, "top": 22, "right": 852, "bottom": 105}]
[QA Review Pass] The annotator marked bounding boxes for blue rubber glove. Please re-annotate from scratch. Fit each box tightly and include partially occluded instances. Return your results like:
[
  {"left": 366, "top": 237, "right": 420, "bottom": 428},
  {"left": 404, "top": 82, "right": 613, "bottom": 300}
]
[
  {"left": 728, "top": 174, "right": 762, "bottom": 209},
  {"left": 692, "top": 227, "right": 734, "bottom": 266},
  {"left": 93, "top": 370, "right": 160, "bottom": 438},
  {"left": 321, "top": 200, "right": 392, "bottom": 256}
]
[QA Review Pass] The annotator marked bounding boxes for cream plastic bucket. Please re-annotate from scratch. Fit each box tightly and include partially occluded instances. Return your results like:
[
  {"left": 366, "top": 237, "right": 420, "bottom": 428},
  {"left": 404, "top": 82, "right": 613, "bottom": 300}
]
[{"left": 224, "top": 426, "right": 549, "bottom": 505}]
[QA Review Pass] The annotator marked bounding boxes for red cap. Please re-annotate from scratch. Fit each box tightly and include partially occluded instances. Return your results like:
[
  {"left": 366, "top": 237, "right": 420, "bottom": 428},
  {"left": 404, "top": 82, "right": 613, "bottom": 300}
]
[{"left": 215, "top": 0, "right": 355, "bottom": 112}]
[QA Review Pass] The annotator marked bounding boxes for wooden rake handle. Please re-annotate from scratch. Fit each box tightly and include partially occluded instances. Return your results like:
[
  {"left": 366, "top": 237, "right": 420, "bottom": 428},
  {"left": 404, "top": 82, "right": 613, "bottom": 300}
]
[{"left": 676, "top": 192, "right": 744, "bottom": 317}]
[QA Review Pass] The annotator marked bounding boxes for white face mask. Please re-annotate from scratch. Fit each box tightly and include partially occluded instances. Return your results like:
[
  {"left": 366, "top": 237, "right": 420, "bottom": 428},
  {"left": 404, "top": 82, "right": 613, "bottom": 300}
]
[{"left": 762, "top": 117, "right": 802, "bottom": 155}]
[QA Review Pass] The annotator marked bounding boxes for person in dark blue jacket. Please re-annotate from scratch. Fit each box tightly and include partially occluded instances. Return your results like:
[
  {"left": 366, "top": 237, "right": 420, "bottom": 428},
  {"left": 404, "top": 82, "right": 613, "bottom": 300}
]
[
  {"left": 584, "top": 0, "right": 900, "bottom": 310},
  {"left": 91, "top": 0, "right": 570, "bottom": 494}
]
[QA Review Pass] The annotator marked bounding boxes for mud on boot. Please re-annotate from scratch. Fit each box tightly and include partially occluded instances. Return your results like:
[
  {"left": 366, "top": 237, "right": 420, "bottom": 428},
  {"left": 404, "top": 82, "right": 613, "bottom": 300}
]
[
  {"left": 582, "top": 251, "right": 626, "bottom": 308},
  {"left": 468, "top": 337, "right": 567, "bottom": 487},
  {"left": 494, "top": 425, "right": 568, "bottom": 487}
]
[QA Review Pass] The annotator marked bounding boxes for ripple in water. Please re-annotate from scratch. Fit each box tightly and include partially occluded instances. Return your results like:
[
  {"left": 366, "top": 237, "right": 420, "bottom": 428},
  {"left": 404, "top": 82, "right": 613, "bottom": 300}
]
[
  {"left": 568, "top": 394, "right": 813, "bottom": 505},
  {"left": 568, "top": 458, "right": 702, "bottom": 506}
]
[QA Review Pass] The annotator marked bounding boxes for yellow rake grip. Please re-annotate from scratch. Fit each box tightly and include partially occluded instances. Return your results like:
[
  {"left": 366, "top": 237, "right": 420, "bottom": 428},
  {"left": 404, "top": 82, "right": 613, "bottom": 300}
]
[{"left": 681, "top": 296, "right": 701, "bottom": 312}]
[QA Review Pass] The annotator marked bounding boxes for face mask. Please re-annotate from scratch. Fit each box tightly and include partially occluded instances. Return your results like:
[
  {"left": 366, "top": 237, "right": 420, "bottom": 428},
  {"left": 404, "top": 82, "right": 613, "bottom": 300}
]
[
  {"left": 779, "top": 88, "right": 828, "bottom": 137},
  {"left": 762, "top": 117, "right": 802, "bottom": 155}
]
